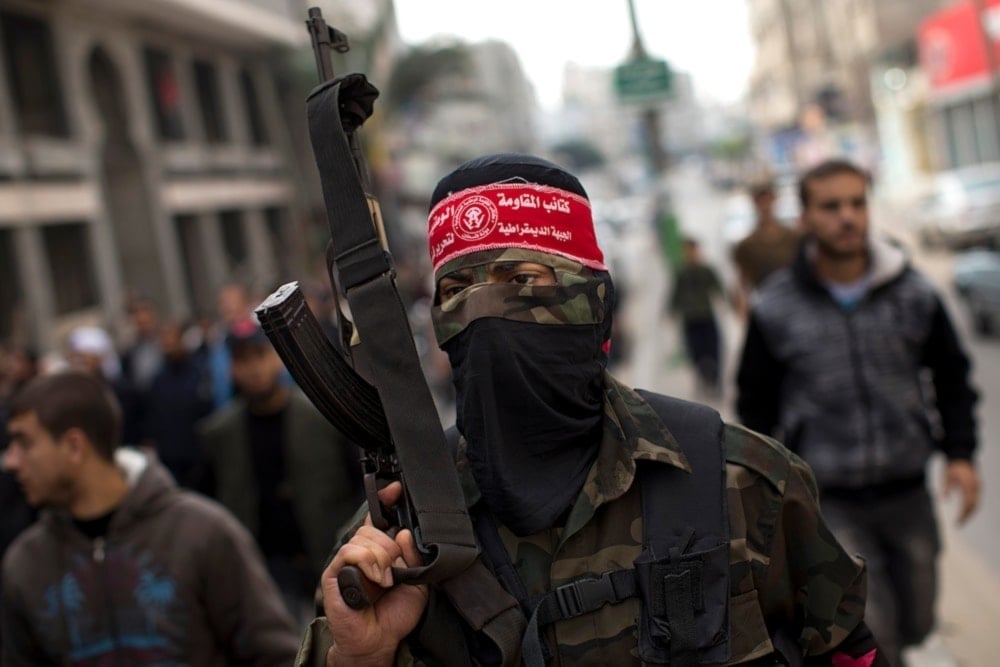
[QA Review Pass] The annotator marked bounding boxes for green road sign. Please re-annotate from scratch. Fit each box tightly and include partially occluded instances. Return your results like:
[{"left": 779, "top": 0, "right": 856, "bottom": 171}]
[{"left": 614, "top": 57, "right": 673, "bottom": 105}]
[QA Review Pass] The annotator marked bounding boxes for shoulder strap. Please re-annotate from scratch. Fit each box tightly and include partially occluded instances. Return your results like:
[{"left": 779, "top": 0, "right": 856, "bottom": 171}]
[
  {"left": 634, "top": 391, "right": 731, "bottom": 666},
  {"left": 438, "top": 427, "right": 527, "bottom": 665},
  {"left": 307, "top": 75, "right": 479, "bottom": 587},
  {"left": 635, "top": 391, "right": 728, "bottom": 553}
]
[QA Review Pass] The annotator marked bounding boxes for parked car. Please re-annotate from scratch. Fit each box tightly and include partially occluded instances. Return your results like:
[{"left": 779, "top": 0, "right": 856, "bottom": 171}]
[
  {"left": 913, "top": 163, "right": 1000, "bottom": 250},
  {"left": 953, "top": 248, "right": 1000, "bottom": 336}
]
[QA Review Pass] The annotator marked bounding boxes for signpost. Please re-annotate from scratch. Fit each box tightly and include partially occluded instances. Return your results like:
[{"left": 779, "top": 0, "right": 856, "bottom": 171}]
[
  {"left": 614, "top": 56, "right": 673, "bottom": 105},
  {"left": 618, "top": 0, "right": 674, "bottom": 262}
]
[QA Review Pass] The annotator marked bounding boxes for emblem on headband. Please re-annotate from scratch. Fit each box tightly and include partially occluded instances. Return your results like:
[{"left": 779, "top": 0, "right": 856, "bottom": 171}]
[{"left": 452, "top": 195, "right": 498, "bottom": 242}]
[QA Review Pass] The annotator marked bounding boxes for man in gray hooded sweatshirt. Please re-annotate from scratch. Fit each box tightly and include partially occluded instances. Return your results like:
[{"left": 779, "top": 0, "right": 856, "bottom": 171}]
[{"left": 2, "top": 370, "right": 300, "bottom": 665}]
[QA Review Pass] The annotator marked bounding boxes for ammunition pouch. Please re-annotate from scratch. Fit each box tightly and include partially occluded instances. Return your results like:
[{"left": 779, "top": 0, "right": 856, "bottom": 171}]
[{"left": 634, "top": 541, "right": 730, "bottom": 665}]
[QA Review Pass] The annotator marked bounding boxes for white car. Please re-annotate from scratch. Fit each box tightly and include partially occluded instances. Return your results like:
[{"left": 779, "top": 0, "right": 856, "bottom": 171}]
[{"left": 913, "top": 164, "right": 1000, "bottom": 250}]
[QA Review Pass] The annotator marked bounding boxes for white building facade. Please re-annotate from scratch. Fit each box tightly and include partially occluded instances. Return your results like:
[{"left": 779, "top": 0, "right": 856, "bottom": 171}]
[{"left": 0, "top": 0, "right": 310, "bottom": 350}]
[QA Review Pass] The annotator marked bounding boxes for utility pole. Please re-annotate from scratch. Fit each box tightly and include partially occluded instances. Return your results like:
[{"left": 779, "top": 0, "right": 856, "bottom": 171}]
[
  {"left": 624, "top": 0, "right": 679, "bottom": 268},
  {"left": 626, "top": 0, "right": 667, "bottom": 175}
]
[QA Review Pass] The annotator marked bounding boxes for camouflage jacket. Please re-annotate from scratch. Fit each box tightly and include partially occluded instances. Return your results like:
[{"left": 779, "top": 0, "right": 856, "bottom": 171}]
[{"left": 297, "top": 374, "right": 871, "bottom": 666}]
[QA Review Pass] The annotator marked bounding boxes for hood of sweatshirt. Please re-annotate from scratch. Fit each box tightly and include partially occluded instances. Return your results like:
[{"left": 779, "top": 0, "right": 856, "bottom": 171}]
[
  {"left": 794, "top": 234, "right": 910, "bottom": 294},
  {"left": 39, "top": 448, "right": 178, "bottom": 536}
]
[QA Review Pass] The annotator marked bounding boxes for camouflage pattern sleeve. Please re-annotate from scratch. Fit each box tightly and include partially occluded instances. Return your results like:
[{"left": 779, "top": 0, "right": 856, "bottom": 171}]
[
  {"left": 775, "top": 455, "right": 868, "bottom": 656},
  {"left": 777, "top": 457, "right": 889, "bottom": 666},
  {"left": 724, "top": 424, "right": 870, "bottom": 660}
]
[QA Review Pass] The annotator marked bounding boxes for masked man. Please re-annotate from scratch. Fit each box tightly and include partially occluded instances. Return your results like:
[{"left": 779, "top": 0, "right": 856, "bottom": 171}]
[{"left": 298, "top": 153, "right": 886, "bottom": 666}]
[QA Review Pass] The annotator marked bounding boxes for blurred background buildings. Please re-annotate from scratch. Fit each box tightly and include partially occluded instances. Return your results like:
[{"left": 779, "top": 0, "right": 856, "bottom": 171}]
[
  {"left": 2, "top": 3, "right": 999, "bottom": 662},
  {"left": 3, "top": 0, "right": 1000, "bottom": 352},
  {"left": 0, "top": 0, "right": 318, "bottom": 350},
  {"left": 746, "top": 0, "right": 1000, "bottom": 198}
]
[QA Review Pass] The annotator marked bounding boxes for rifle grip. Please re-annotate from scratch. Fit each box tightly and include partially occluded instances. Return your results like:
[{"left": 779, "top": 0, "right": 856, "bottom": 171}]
[{"left": 338, "top": 565, "right": 384, "bottom": 610}]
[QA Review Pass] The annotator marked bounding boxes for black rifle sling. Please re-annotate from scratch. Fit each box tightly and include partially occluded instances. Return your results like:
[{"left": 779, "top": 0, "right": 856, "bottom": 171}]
[
  {"left": 634, "top": 391, "right": 730, "bottom": 666},
  {"left": 306, "top": 75, "right": 475, "bottom": 580},
  {"left": 307, "top": 75, "right": 525, "bottom": 661}
]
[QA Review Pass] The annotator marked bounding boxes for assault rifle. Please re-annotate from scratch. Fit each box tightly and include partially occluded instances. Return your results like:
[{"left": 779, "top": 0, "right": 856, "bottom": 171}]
[{"left": 255, "top": 7, "right": 478, "bottom": 611}]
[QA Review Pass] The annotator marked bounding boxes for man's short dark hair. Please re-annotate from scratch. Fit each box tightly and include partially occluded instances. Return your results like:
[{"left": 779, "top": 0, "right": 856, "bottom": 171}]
[
  {"left": 225, "top": 318, "right": 271, "bottom": 359},
  {"left": 8, "top": 371, "right": 122, "bottom": 461},
  {"left": 798, "top": 159, "right": 870, "bottom": 208}
]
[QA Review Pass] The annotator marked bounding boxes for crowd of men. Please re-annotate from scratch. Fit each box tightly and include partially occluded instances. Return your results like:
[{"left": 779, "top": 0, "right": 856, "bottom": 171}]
[
  {"left": 0, "top": 280, "right": 364, "bottom": 664},
  {"left": 0, "top": 153, "right": 983, "bottom": 667}
]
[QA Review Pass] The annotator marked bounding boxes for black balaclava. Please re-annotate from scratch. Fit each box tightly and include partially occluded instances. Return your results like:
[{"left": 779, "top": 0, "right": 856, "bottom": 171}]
[{"left": 428, "top": 153, "right": 616, "bottom": 536}]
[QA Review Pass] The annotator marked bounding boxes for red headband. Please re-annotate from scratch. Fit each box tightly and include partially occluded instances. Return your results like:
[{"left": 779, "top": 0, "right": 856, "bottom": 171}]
[{"left": 427, "top": 182, "right": 606, "bottom": 273}]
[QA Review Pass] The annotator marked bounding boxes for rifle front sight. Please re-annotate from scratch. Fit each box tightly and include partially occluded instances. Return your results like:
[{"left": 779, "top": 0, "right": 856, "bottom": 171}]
[{"left": 306, "top": 7, "right": 349, "bottom": 83}]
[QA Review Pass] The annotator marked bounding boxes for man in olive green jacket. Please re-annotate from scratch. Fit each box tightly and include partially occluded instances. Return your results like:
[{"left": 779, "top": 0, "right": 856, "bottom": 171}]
[{"left": 198, "top": 319, "right": 362, "bottom": 623}]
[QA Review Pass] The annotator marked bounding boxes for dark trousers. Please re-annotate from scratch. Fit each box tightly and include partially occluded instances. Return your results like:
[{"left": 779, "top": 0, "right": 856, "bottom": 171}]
[
  {"left": 682, "top": 317, "right": 721, "bottom": 390},
  {"left": 266, "top": 554, "right": 319, "bottom": 629},
  {"left": 820, "top": 484, "right": 940, "bottom": 667}
]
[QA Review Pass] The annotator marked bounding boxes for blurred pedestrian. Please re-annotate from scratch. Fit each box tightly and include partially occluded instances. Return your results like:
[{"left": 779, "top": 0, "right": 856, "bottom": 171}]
[
  {"left": 207, "top": 281, "right": 256, "bottom": 408},
  {"left": 0, "top": 342, "right": 38, "bottom": 571},
  {"left": 197, "top": 319, "right": 362, "bottom": 625},
  {"left": 0, "top": 465, "right": 35, "bottom": 567},
  {"left": 730, "top": 175, "right": 803, "bottom": 317},
  {"left": 65, "top": 325, "right": 144, "bottom": 446},
  {"left": 119, "top": 296, "right": 164, "bottom": 395},
  {"left": 1, "top": 370, "right": 299, "bottom": 665},
  {"left": 736, "top": 158, "right": 981, "bottom": 666},
  {"left": 142, "top": 320, "right": 214, "bottom": 490},
  {"left": 668, "top": 237, "right": 727, "bottom": 399},
  {"left": 0, "top": 345, "right": 38, "bottom": 403},
  {"left": 0, "top": 343, "right": 43, "bottom": 656}
]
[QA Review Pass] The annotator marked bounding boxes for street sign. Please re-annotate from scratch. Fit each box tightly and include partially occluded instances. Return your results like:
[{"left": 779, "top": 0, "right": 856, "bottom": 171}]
[{"left": 614, "top": 57, "right": 673, "bottom": 105}]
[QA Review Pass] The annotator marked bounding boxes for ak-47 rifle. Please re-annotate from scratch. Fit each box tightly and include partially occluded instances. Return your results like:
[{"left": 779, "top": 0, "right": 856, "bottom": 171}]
[
  {"left": 258, "top": 14, "right": 525, "bottom": 659},
  {"left": 255, "top": 7, "right": 478, "bottom": 611}
]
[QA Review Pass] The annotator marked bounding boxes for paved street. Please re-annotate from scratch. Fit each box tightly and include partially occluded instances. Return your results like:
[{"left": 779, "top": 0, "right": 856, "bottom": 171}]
[{"left": 607, "top": 163, "right": 1000, "bottom": 665}]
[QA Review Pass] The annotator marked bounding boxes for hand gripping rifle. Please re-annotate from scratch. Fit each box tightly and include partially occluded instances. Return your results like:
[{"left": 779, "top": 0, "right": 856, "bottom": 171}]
[{"left": 256, "top": 11, "right": 524, "bottom": 653}]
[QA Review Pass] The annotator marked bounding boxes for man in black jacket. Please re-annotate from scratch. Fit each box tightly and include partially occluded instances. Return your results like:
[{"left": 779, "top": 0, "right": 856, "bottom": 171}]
[{"left": 736, "top": 158, "right": 981, "bottom": 666}]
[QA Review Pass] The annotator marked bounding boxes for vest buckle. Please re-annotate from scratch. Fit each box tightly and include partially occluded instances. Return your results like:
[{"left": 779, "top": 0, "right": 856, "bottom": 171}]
[{"left": 554, "top": 571, "right": 621, "bottom": 619}]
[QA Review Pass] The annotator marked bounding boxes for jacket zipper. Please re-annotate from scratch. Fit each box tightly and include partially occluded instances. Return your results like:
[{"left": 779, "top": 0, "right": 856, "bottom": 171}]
[
  {"left": 92, "top": 537, "right": 105, "bottom": 563},
  {"left": 93, "top": 538, "right": 127, "bottom": 667},
  {"left": 842, "top": 308, "right": 876, "bottom": 487}
]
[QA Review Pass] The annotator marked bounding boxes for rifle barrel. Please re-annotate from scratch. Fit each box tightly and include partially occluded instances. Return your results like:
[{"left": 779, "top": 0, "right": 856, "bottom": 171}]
[{"left": 306, "top": 7, "right": 336, "bottom": 82}]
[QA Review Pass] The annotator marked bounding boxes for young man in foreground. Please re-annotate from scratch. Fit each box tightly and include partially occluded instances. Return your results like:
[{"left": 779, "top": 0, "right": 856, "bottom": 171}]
[{"left": 2, "top": 370, "right": 300, "bottom": 665}]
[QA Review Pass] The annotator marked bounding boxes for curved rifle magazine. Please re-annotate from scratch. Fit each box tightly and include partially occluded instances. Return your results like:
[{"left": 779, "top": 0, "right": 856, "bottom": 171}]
[{"left": 256, "top": 282, "right": 391, "bottom": 451}]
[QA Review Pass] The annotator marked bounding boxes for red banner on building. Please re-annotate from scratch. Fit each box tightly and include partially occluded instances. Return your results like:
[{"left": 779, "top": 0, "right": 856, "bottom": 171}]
[{"left": 920, "top": 0, "right": 1000, "bottom": 91}]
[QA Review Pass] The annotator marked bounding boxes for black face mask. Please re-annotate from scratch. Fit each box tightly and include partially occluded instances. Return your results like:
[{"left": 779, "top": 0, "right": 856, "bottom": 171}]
[{"left": 443, "top": 317, "right": 606, "bottom": 536}]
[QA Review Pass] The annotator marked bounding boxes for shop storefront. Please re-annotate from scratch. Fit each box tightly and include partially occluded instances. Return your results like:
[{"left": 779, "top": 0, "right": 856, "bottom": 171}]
[{"left": 919, "top": 0, "right": 1000, "bottom": 169}]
